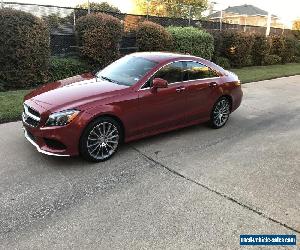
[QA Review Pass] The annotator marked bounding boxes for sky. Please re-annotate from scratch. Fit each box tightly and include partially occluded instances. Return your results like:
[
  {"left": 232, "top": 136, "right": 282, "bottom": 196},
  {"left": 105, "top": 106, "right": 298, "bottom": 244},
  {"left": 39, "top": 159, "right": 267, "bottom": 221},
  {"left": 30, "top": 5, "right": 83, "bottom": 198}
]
[{"left": 4, "top": 0, "right": 300, "bottom": 27}]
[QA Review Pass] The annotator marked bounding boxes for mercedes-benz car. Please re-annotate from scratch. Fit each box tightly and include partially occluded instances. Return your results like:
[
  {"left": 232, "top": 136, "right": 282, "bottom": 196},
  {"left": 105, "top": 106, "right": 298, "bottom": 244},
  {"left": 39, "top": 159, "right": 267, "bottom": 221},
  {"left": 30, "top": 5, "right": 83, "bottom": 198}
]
[{"left": 22, "top": 52, "right": 243, "bottom": 162}]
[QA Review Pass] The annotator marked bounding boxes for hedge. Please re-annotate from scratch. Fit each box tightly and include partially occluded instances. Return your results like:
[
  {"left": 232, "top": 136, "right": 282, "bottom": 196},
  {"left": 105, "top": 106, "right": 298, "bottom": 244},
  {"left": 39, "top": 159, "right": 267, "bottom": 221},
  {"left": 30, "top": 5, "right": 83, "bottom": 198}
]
[
  {"left": 48, "top": 57, "right": 92, "bottom": 83},
  {"left": 269, "top": 35, "right": 298, "bottom": 64},
  {"left": 252, "top": 34, "right": 270, "bottom": 66},
  {"left": 296, "top": 40, "right": 300, "bottom": 57},
  {"left": 213, "top": 31, "right": 300, "bottom": 67},
  {"left": 0, "top": 8, "right": 50, "bottom": 90},
  {"left": 213, "top": 57, "right": 231, "bottom": 69},
  {"left": 167, "top": 26, "right": 214, "bottom": 59},
  {"left": 136, "top": 21, "right": 172, "bottom": 51},
  {"left": 284, "top": 38, "right": 298, "bottom": 63},
  {"left": 214, "top": 31, "right": 254, "bottom": 68},
  {"left": 263, "top": 54, "right": 282, "bottom": 65},
  {"left": 76, "top": 13, "right": 123, "bottom": 68}
]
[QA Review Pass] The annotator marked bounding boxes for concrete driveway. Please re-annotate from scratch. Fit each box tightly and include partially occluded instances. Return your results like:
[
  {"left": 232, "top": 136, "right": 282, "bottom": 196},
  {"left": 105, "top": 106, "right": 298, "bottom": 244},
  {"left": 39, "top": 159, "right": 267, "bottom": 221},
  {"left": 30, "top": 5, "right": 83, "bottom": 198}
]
[{"left": 0, "top": 76, "right": 299, "bottom": 249}]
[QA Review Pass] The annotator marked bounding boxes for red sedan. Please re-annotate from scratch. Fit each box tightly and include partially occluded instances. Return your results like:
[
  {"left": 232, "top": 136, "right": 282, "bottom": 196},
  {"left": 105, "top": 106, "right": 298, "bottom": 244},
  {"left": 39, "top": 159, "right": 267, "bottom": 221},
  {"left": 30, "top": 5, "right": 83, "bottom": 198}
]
[{"left": 22, "top": 52, "right": 243, "bottom": 162}]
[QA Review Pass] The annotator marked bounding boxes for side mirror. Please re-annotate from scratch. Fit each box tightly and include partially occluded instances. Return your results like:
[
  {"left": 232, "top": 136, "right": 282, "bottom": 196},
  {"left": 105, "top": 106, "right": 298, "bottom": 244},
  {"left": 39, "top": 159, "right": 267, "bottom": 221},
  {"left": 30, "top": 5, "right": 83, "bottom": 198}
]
[{"left": 152, "top": 78, "right": 168, "bottom": 89}]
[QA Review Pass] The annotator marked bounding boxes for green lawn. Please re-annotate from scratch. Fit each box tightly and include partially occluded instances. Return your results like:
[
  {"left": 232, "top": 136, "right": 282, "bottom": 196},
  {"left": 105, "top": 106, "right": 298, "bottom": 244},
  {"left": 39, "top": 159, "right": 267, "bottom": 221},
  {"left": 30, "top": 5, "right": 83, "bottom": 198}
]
[
  {"left": 0, "top": 89, "right": 30, "bottom": 124},
  {"left": 0, "top": 63, "right": 300, "bottom": 124},
  {"left": 231, "top": 63, "right": 300, "bottom": 83}
]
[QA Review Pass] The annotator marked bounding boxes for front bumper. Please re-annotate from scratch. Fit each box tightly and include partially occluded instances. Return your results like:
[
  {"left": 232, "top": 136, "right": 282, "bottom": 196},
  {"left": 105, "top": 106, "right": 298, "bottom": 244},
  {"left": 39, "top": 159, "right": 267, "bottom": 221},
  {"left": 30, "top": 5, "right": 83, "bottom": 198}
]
[
  {"left": 23, "top": 127, "right": 70, "bottom": 157},
  {"left": 22, "top": 99, "right": 93, "bottom": 157},
  {"left": 22, "top": 114, "right": 87, "bottom": 157}
]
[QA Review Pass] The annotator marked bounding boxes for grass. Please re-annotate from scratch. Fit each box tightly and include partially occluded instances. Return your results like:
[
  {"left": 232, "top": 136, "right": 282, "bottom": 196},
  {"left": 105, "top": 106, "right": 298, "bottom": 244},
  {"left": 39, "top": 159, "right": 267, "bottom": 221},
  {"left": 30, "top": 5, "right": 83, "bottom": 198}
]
[
  {"left": 231, "top": 63, "right": 300, "bottom": 83},
  {"left": 0, "top": 63, "right": 300, "bottom": 124},
  {"left": 0, "top": 89, "right": 30, "bottom": 124}
]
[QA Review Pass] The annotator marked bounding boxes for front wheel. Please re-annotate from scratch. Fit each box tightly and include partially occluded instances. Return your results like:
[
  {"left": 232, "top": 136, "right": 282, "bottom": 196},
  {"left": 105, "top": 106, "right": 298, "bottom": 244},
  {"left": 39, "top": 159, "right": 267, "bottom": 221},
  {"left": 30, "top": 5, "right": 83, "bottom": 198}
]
[
  {"left": 80, "top": 117, "right": 122, "bottom": 162},
  {"left": 210, "top": 97, "right": 231, "bottom": 129}
]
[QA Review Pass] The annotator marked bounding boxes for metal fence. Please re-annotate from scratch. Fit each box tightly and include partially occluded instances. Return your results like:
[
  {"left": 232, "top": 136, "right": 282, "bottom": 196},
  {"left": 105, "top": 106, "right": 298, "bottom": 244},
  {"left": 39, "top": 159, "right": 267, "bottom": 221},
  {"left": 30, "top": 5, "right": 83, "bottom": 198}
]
[{"left": 2, "top": 2, "right": 293, "bottom": 56}]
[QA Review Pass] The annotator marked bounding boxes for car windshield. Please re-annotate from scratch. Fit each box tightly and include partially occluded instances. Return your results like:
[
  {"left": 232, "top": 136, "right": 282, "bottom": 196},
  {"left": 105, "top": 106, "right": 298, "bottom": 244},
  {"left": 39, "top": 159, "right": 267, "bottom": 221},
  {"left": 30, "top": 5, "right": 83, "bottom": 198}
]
[{"left": 96, "top": 55, "right": 158, "bottom": 86}]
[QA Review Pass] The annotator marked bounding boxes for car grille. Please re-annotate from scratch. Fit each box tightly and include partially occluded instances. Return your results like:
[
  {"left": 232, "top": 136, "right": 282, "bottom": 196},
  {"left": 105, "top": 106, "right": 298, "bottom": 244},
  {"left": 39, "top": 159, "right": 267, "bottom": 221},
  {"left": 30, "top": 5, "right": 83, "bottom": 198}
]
[{"left": 22, "top": 104, "right": 41, "bottom": 127}]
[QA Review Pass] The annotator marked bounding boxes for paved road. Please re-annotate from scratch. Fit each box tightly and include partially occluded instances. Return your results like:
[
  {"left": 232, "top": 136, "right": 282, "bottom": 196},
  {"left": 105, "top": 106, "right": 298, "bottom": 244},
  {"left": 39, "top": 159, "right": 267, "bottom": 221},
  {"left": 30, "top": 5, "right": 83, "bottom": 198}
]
[{"left": 0, "top": 76, "right": 299, "bottom": 249}]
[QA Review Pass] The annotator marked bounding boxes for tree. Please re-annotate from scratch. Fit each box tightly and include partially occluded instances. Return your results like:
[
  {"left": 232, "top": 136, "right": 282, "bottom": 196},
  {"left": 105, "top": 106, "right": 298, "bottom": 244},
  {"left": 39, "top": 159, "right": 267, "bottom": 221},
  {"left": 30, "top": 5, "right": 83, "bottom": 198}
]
[
  {"left": 134, "top": 0, "right": 208, "bottom": 19},
  {"left": 76, "top": 1, "right": 121, "bottom": 13},
  {"left": 42, "top": 13, "right": 68, "bottom": 29},
  {"left": 293, "top": 19, "right": 300, "bottom": 30},
  {"left": 66, "top": 2, "right": 121, "bottom": 23}
]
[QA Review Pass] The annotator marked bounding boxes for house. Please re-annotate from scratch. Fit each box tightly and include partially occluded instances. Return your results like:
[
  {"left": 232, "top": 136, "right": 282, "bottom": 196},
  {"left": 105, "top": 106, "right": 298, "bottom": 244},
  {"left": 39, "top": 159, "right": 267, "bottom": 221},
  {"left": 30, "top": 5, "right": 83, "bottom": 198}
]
[{"left": 208, "top": 4, "right": 283, "bottom": 29}]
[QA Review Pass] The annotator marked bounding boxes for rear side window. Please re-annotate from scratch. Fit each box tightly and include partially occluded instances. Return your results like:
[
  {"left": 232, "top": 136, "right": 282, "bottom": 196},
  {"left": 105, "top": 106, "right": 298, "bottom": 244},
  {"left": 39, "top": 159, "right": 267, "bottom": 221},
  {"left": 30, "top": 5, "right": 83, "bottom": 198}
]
[{"left": 184, "top": 61, "right": 218, "bottom": 81}]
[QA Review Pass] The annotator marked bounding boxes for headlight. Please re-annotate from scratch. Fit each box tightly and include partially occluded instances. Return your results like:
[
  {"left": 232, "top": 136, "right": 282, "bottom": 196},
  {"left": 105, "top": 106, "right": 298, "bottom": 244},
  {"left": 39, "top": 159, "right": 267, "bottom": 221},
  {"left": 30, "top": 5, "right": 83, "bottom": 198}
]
[{"left": 45, "top": 109, "right": 80, "bottom": 127}]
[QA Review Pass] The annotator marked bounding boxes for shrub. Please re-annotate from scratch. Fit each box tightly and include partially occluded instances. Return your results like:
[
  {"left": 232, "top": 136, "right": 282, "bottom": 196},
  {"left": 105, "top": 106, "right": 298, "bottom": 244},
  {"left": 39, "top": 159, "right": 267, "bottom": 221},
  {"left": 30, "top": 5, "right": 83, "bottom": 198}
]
[
  {"left": 282, "top": 38, "right": 297, "bottom": 63},
  {"left": 244, "top": 55, "right": 253, "bottom": 67},
  {"left": 136, "top": 21, "right": 172, "bottom": 51},
  {"left": 211, "top": 31, "right": 223, "bottom": 59},
  {"left": 167, "top": 26, "right": 214, "bottom": 59},
  {"left": 295, "top": 41, "right": 300, "bottom": 57},
  {"left": 252, "top": 34, "right": 270, "bottom": 66},
  {"left": 0, "top": 83, "right": 4, "bottom": 92},
  {"left": 270, "top": 35, "right": 284, "bottom": 58},
  {"left": 215, "top": 31, "right": 254, "bottom": 68},
  {"left": 213, "top": 57, "right": 231, "bottom": 69},
  {"left": 294, "top": 56, "right": 300, "bottom": 63},
  {"left": 48, "top": 57, "right": 92, "bottom": 82},
  {"left": 76, "top": 13, "right": 123, "bottom": 68},
  {"left": 269, "top": 35, "right": 297, "bottom": 64},
  {"left": 0, "top": 8, "right": 50, "bottom": 89},
  {"left": 263, "top": 54, "right": 282, "bottom": 65}
]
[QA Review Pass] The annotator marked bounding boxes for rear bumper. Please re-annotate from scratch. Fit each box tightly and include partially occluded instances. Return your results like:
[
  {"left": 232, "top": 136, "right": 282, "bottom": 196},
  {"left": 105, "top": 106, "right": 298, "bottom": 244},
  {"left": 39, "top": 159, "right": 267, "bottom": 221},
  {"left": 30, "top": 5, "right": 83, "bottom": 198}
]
[{"left": 231, "top": 86, "right": 243, "bottom": 112}]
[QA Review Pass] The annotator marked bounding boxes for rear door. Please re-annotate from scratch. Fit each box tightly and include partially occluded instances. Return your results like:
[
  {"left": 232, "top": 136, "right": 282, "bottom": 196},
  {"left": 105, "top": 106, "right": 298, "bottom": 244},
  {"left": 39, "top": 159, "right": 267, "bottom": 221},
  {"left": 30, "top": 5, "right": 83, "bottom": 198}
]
[{"left": 183, "top": 61, "right": 221, "bottom": 123}]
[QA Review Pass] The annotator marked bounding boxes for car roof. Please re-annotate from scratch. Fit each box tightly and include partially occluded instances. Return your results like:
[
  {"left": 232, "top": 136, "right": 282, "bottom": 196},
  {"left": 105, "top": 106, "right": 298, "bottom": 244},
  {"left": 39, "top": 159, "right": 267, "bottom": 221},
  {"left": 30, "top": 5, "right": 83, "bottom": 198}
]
[
  {"left": 129, "top": 51, "right": 226, "bottom": 75},
  {"left": 130, "top": 51, "right": 197, "bottom": 63}
]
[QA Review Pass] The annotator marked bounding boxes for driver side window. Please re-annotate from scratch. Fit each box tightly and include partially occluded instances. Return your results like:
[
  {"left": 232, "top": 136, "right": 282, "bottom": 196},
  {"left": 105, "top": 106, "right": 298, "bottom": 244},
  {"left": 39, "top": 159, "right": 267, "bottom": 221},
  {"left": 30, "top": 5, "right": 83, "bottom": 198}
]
[{"left": 142, "top": 61, "right": 183, "bottom": 89}]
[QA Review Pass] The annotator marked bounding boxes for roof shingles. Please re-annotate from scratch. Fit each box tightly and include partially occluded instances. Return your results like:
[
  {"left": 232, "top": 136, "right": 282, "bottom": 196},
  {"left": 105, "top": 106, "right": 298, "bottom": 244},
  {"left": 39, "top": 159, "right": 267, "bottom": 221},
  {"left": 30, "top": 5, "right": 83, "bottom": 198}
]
[{"left": 209, "top": 4, "right": 277, "bottom": 18}]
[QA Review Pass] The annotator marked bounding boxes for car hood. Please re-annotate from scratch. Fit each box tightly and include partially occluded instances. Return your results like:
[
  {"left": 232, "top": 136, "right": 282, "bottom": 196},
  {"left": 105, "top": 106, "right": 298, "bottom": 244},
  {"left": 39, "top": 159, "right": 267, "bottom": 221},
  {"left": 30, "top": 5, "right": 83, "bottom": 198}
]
[{"left": 26, "top": 76, "right": 129, "bottom": 112}]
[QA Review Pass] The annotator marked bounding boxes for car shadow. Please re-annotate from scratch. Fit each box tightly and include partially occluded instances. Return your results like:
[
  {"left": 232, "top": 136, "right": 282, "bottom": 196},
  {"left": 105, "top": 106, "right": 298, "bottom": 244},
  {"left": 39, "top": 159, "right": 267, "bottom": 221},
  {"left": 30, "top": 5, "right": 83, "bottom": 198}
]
[
  {"left": 35, "top": 115, "right": 245, "bottom": 168},
  {"left": 130, "top": 122, "right": 210, "bottom": 147}
]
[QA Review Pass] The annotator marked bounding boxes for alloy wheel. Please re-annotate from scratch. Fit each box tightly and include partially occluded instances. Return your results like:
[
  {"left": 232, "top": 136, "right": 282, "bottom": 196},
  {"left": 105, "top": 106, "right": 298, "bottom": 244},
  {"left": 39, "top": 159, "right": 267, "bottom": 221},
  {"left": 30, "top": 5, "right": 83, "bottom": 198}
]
[
  {"left": 86, "top": 121, "right": 119, "bottom": 161},
  {"left": 212, "top": 98, "right": 230, "bottom": 128}
]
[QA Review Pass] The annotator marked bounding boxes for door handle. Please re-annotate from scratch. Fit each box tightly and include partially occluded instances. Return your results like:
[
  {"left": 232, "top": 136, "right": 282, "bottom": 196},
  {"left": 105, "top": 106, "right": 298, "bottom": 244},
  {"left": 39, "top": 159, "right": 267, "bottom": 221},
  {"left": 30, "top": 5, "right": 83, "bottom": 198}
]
[
  {"left": 209, "top": 82, "right": 218, "bottom": 88},
  {"left": 176, "top": 86, "right": 186, "bottom": 92}
]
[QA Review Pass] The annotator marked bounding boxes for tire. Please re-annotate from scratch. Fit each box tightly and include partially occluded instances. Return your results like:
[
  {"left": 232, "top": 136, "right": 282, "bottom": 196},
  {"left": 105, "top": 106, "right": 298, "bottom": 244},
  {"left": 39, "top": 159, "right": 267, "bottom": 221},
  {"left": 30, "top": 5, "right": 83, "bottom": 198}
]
[
  {"left": 210, "top": 97, "right": 231, "bottom": 129},
  {"left": 80, "top": 117, "right": 122, "bottom": 162}
]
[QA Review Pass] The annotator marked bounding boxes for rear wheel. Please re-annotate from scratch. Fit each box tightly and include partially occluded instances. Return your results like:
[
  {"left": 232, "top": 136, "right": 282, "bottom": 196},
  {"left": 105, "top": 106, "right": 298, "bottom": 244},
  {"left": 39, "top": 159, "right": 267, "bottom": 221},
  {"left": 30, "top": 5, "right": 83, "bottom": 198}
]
[
  {"left": 80, "top": 117, "right": 122, "bottom": 162},
  {"left": 210, "top": 97, "right": 231, "bottom": 129}
]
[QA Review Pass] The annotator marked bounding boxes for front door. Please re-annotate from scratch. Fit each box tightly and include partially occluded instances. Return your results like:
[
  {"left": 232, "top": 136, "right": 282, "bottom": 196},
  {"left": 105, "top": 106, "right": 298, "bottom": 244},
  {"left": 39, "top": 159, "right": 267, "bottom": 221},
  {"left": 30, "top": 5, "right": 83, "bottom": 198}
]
[{"left": 137, "top": 61, "right": 188, "bottom": 135}]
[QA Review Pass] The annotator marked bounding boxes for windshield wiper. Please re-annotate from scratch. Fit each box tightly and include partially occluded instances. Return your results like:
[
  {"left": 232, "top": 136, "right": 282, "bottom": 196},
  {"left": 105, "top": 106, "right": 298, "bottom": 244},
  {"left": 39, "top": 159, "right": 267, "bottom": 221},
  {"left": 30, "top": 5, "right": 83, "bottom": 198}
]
[{"left": 99, "top": 75, "right": 119, "bottom": 84}]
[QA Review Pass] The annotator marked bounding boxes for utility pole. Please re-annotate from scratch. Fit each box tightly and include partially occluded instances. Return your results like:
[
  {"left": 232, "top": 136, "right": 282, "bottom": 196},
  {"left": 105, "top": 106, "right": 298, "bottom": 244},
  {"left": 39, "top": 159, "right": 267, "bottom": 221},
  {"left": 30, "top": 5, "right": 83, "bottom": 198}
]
[
  {"left": 146, "top": 0, "right": 150, "bottom": 20},
  {"left": 219, "top": 9, "right": 223, "bottom": 31},
  {"left": 188, "top": 5, "right": 192, "bottom": 26},
  {"left": 266, "top": 12, "right": 271, "bottom": 37},
  {"left": 244, "top": 15, "right": 247, "bottom": 32},
  {"left": 87, "top": 0, "right": 91, "bottom": 14},
  {"left": 212, "top": 2, "right": 223, "bottom": 31},
  {"left": 73, "top": 11, "right": 76, "bottom": 29}
]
